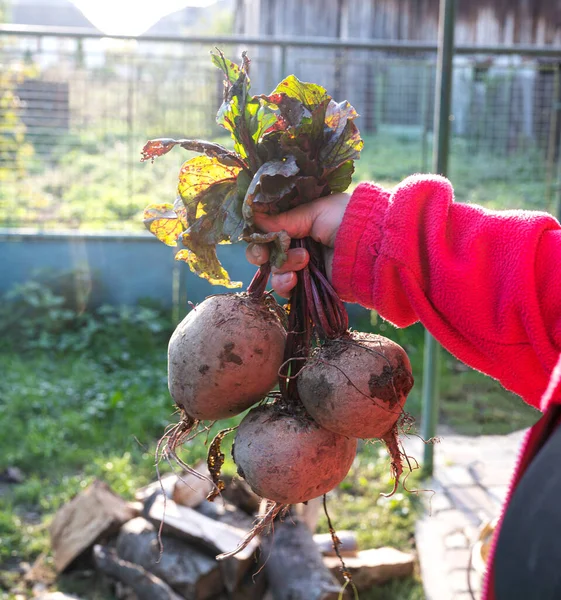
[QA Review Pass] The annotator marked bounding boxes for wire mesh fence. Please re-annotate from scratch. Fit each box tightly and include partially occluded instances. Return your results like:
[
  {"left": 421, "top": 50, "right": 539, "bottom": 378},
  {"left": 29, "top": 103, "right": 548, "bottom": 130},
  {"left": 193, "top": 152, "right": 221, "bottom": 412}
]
[{"left": 1, "top": 28, "right": 560, "bottom": 231}]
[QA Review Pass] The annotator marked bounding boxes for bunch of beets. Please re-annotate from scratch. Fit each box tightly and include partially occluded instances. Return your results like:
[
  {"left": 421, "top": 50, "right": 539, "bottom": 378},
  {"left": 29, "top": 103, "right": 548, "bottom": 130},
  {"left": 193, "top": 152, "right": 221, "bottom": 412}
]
[{"left": 142, "top": 51, "right": 414, "bottom": 557}]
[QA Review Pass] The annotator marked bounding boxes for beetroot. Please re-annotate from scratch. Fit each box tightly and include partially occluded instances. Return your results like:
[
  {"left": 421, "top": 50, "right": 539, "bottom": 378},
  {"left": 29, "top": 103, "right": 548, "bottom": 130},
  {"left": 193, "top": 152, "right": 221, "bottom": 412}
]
[
  {"left": 168, "top": 293, "right": 285, "bottom": 420},
  {"left": 232, "top": 404, "right": 358, "bottom": 505},
  {"left": 297, "top": 332, "right": 414, "bottom": 439}
]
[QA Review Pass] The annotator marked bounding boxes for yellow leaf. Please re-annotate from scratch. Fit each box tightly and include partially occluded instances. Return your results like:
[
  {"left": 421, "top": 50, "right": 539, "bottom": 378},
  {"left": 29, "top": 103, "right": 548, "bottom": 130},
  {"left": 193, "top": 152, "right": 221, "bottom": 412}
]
[{"left": 143, "top": 204, "right": 184, "bottom": 246}]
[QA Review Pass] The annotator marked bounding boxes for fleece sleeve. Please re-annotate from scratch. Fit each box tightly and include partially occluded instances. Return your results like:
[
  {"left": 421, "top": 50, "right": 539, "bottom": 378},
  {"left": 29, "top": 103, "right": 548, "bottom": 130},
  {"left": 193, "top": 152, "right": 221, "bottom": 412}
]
[{"left": 331, "top": 174, "right": 561, "bottom": 409}]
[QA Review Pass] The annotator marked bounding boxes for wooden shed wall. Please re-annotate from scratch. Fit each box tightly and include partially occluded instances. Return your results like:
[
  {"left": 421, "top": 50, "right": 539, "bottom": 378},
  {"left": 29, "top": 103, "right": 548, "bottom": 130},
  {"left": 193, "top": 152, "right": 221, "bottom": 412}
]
[{"left": 235, "top": 0, "right": 561, "bottom": 46}]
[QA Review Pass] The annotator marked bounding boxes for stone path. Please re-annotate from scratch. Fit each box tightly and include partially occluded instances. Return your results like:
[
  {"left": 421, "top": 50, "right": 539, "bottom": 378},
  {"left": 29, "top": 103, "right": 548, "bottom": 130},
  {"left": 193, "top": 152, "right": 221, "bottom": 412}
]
[{"left": 406, "top": 428, "right": 526, "bottom": 600}]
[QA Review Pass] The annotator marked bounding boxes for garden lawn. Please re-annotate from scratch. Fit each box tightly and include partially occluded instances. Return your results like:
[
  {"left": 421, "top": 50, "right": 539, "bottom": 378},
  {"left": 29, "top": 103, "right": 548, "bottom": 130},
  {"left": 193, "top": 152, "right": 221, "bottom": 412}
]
[{"left": 0, "top": 349, "right": 424, "bottom": 599}]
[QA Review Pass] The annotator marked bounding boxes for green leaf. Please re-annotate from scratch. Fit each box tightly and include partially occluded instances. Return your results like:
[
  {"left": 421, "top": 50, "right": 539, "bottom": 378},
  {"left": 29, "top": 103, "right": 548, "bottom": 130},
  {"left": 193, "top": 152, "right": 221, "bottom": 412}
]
[
  {"left": 246, "top": 99, "right": 278, "bottom": 144},
  {"left": 259, "top": 93, "right": 306, "bottom": 128},
  {"left": 210, "top": 51, "right": 242, "bottom": 86},
  {"left": 319, "top": 119, "right": 364, "bottom": 170},
  {"left": 294, "top": 176, "right": 329, "bottom": 202},
  {"left": 143, "top": 204, "right": 185, "bottom": 246},
  {"left": 175, "top": 245, "right": 241, "bottom": 289},
  {"left": 325, "top": 160, "right": 355, "bottom": 193},
  {"left": 173, "top": 156, "right": 245, "bottom": 287},
  {"left": 270, "top": 75, "right": 329, "bottom": 111},
  {"left": 242, "top": 156, "right": 300, "bottom": 222},
  {"left": 186, "top": 181, "right": 243, "bottom": 244},
  {"left": 324, "top": 100, "right": 359, "bottom": 139}
]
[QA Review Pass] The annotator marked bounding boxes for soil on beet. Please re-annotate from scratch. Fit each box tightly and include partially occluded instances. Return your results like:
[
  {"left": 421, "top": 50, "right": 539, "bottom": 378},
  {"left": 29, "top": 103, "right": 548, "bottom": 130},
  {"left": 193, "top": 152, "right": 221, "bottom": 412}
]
[{"left": 368, "top": 360, "right": 414, "bottom": 408}]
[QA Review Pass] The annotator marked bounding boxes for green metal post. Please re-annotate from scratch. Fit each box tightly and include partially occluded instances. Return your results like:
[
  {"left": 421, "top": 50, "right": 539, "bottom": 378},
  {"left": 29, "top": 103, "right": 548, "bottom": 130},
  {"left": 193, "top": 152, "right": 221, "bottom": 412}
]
[{"left": 421, "top": 0, "right": 456, "bottom": 478}]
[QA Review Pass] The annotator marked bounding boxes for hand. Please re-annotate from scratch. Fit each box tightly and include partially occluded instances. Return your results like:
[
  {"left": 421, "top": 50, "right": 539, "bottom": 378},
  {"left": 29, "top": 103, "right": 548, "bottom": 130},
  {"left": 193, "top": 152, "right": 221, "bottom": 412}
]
[{"left": 245, "top": 193, "right": 350, "bottom": 297}]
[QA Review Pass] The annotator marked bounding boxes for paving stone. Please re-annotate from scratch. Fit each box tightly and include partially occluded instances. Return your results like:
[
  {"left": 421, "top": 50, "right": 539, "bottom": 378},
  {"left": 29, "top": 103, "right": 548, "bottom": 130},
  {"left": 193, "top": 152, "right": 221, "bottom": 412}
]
[
  {"left": 436, "top": 465, "right": 475, "bottom": 488},
  {"left": 427, "top": 489, "right": 453, "bottom": 514},
  {"left": 445, "top": 485, "right": 499, "bottom": 522},
  {"left": 432, "top": 507, "right": 480, "bottom": 531},
  {"left": 415, "top": 429, "right": 525, "bottom": 600}
]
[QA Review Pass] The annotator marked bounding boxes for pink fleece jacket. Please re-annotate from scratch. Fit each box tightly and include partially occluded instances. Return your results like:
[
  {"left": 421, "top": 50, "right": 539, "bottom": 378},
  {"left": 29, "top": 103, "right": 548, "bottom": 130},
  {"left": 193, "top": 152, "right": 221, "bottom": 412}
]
[{"left": 331, "top": 175, "right": 561, "bottom": 600}]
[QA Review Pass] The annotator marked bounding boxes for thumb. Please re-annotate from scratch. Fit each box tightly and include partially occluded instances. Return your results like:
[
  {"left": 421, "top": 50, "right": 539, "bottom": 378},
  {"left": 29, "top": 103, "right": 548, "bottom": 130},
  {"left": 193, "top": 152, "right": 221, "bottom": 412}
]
[{"left": 253, "top": 203, "right": 316, "bottom": 239}]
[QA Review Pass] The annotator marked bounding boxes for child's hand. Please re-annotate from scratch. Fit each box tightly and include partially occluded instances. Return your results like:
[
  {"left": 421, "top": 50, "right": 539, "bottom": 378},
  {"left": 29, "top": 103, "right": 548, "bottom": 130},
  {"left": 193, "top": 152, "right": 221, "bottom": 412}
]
[{"left": 245, "top": 192, "right": 350, "bottom": 297}]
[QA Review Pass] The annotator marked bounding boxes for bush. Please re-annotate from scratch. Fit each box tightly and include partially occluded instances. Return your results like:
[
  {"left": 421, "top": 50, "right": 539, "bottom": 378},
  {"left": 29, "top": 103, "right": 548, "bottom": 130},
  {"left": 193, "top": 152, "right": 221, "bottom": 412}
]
[{"left": 0, "top": 270, "right": 173, "bottom": 358}]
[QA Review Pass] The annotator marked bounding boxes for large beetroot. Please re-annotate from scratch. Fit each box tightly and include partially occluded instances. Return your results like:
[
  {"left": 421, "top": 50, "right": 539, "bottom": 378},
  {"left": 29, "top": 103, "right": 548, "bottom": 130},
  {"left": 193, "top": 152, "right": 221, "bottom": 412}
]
[
  {"left": 232, "top": 404, "right": 357, "bottom": 505},
  {"left": 168, "top": 293, "right": 286, "bottom": 420},
  {"left": 297, "top": 332, "right": 414, "bottom": 439}
]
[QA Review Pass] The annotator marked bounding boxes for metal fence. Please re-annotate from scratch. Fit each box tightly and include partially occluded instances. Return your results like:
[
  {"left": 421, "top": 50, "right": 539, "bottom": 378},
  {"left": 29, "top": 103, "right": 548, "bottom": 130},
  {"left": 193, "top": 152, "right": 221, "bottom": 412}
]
[{"left": 1, "top": 25, "right": 561, "bottom": 230}]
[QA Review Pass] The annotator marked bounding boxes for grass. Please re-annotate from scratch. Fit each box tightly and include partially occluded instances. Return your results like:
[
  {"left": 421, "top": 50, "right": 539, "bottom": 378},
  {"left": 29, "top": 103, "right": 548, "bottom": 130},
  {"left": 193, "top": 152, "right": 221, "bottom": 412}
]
[
  {"left": 0, "top": 348, "right": 426, "bottom": 599},
  {"left": 0, "top": 319, "right": 539, "bottom": 599},
  {"left": 1, "top": 124, "right": 554, "bottom": 230}
]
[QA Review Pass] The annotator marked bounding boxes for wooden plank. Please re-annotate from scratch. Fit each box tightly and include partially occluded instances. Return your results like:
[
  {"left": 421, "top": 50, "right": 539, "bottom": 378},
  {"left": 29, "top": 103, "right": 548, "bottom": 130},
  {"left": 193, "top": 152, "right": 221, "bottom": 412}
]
[
  {"left": 263, "top": 518, "right": 341, "bottom": 600},
  {"left": 324, "top": 547, "right": 415, "bottom": 590},
  {"left": 117, "top": 517, "right": 223, "bottom": 600},
  {"left": 147, "top": 495, "right": 259, "bottom": 590},
  {"left": 50, "top": 480, "right": 138, "bottom": 572},
  {"left": 93, "top": 545, "right": 183, "bottom": 600}
]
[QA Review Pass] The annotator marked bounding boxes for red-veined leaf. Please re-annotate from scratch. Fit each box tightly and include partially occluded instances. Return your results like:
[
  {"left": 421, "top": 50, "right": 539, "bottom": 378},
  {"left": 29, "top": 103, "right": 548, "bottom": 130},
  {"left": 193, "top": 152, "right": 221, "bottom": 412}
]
[{"left": 143, "top": 204, "right": 185, "bottom": 246}]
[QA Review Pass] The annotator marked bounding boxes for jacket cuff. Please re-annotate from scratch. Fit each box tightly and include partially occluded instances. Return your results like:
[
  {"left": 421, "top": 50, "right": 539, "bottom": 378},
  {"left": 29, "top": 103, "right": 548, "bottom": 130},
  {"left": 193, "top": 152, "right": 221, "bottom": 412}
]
[{"left": 332, "top": 182, "right": 390, "bottom": 305}]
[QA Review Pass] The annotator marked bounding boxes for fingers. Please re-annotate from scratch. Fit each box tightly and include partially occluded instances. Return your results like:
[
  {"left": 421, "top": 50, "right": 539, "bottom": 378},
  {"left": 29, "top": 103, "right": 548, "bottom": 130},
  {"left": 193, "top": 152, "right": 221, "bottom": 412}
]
[
  {"left": 268, "top": 248, "right": 308, "bottom": 298},
  {"left": 245, "top": 243, "right": 270, "bottom": 266},
  {"left": 271, "top": 272, "right": 297, "bottom": 298},
  {"left": 271, "top": 248, "right": 309, "bottom": 274},
  {"left": 253, "top": 204, "right": 316, "bottom": 238}
]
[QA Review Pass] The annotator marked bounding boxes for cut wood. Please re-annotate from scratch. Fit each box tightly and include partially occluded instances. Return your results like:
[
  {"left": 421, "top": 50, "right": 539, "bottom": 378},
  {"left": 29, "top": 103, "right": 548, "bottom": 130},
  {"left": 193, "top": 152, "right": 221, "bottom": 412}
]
[
  {"left": 313, "top": 531, "right": 358, "bottom": 557},
  {"left": 172, "top": 461, "right": 213, "bottom": 508},
  {"left": 221, "top": 477, "right": 261, "bottom": 515},
  {"left": 214, "top": 566, "right": 268, "bottom": 600},
  {"left": 50, "top": 480, "right": 138, "bottom": 572},
  {"left": 93, "top": 544, "right": 183, "bottom": 600},
  {"left": 135, "top": 474, "right": 177, "bottom": 503},
  {"left": 147, "top": 494, "right": 259, "bottom": 590},
  {"left": 324, "top": 547, "right": 415, "bottom": 590},
  {"left": 293, "top": 497, "right": 322, "bottom": 532},
  {"left": 116, "top": 517, "right": 223, "bottom": 600},
  {"left": 196, "top": 498, "right": 255, "bottom": 531},
  {"left": 262, "top": 517, "right": 342, "bottom": 600}
]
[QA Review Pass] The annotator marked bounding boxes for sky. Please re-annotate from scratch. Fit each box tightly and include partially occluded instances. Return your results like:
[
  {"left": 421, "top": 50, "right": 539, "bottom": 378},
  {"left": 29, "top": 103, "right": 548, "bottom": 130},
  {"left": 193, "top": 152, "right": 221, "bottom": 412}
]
[{"left": 70, "top": 0, "right": 218, "bottom": 36}]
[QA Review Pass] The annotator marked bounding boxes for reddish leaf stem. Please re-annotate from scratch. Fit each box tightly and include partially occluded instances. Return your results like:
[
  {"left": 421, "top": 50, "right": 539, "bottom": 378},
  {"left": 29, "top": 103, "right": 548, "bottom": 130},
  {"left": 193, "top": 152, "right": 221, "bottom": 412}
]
[{"left": 247, "top": 262, "right": 271, "bottom": 298}]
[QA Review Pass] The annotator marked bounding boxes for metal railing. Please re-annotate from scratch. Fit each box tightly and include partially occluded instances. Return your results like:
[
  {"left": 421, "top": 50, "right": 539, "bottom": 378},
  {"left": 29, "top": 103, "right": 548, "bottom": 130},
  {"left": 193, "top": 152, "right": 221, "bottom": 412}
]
[{"left": 1, "top": 25, "right": 561, "bottom": 231}]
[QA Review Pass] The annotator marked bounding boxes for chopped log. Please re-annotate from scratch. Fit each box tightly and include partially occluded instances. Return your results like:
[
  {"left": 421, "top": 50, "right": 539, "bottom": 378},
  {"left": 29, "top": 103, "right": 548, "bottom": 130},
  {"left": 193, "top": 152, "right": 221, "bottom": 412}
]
[
  {"left": 147, "top": 494, "right": 259, "bottom": 590},
  {"left": 135, "top": 474, "right": 177, "bottom": 502},
  {"left": 214, "top": 566, "right": 268, "bottom": 600},
  {"left": 313, "top": 531, "right": 358, "bottom": 557},
  {"left": 116, "top": 517, "right": 223, "bottom": 600},
  {"left": 50, "top": 480, "right": 138, "bottom": 572},
  {"left": 196, "top": 498, "right": 255, "bottom": 530},
  {"left": 136, "top": 462, "right": 212, "bottom": 509},
  {"left": 172, "top": 462, "right": 214, "bottom": 509},
  {"left": 293, "top": 497, "right": 322, "bottom": 532},
  {"left": 323, "top": 547, "right": 415, "bottom": 590},
  {"left": 221, "top": 477, "right": 261, "bottom": 515},
  {"left": 262, "top": 518, "right": 342, "bottom": 600},
  {"left": 93, "top": 545, "right": 183, "bottom": 600}
]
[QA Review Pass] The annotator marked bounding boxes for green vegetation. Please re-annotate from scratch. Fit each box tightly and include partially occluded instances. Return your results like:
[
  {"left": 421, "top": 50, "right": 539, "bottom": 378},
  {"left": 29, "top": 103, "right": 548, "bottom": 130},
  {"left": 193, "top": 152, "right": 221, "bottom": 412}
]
[
  {"left": 1, "top": 124, "right": 553, "bottom": 230},
  {"left": 0, "top": 270, "right": 540, "bottom": 600}
]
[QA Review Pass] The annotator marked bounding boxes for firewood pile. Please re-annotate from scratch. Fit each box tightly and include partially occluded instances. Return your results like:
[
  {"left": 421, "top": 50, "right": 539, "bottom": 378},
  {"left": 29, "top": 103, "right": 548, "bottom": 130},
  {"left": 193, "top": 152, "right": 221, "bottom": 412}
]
[{"left": 43, "top": 464, "right": 415, "bottom": 600}]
